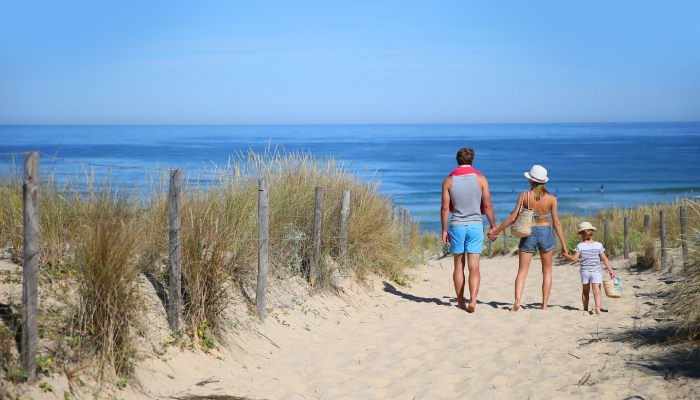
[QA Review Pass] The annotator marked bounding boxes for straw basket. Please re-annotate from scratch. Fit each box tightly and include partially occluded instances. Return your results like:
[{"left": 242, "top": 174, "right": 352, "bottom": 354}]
[
  {"left": 511, "top": 191, "right": 533, "bottom": 238},
  {"left": 603, "top": 278, "right": 622, "bottom": 298}
]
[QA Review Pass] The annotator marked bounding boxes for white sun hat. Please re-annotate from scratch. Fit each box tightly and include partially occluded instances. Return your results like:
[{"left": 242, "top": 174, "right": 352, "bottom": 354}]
[
  {"left": 577, "top": 222, "right": 597, "bottom": 232},
  {"left": 524, "top": 165, "right": 549, "bottom": 183}
]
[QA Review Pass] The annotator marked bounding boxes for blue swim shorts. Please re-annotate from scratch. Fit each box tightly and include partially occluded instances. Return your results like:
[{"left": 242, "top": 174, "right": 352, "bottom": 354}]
[
  {"left": 448, "top": 224, "right": 484, "bottom": 254},
  {"left": 518, "top": 225, "right": 556, "bottom": 253}
]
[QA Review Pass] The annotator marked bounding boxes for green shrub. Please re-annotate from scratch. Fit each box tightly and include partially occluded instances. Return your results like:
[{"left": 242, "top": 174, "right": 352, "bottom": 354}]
[
  {"left": 40, "top": 382, "right": 53, "bottom": 392},
  {"left": 565, "top": 234, "right": 581, "bottom": 254}
]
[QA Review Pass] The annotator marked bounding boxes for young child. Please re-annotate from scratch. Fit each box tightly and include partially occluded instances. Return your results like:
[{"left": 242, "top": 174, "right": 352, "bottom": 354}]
[{"left": 561, "top": 222, "right": 615, "bottom": 315}]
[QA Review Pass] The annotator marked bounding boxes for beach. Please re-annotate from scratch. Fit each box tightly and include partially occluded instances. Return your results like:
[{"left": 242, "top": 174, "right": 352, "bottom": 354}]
[
  {"left": 3, "top": 2, "right": 700, "bottom": 398},
  {"left": 10, "top": 250, "right": 697, "bottom": 400}
]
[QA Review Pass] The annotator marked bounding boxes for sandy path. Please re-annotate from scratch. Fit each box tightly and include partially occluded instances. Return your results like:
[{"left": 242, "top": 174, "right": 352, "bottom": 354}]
[
  {"left": 132, "top": 253, "right": 695, "bottom": 400},
  {"left": 14, "top": 253, "right": 697, "bottom": 399}
]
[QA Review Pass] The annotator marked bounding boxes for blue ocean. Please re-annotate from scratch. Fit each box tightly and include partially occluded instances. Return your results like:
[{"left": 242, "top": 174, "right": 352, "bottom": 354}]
[{"left": 2, "top": 123, "right": 699, "bottom": 232}]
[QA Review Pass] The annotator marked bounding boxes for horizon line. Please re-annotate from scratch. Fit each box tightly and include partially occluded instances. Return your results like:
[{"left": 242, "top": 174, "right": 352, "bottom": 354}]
[{"left": 1, "top": 121, "right": 699, "bottom": 127}]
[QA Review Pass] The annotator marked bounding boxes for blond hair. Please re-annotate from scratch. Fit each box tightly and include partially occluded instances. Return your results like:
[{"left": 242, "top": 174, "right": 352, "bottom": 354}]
[
  {"left": 578, "top": 229, "right": 595, "bottom": 240},
  {"left": 530, "top": 181, "right": 549, "bottom": 200}
]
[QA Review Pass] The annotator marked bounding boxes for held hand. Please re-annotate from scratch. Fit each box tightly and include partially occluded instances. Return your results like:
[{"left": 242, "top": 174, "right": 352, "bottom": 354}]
[
  {"left": 560, "top": 248, "right": 571, "bottom": 261},
  {"left": 487, "top": 228, "right": 498, "bottom": 242},
  {"left": 442, "top": 231, "right": 450, "bottom": 246}
]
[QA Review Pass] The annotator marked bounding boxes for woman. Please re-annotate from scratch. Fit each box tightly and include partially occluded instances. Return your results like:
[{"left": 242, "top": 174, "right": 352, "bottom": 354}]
[{"left": 490, "top": 165, "right": 567, "bottom": 312}]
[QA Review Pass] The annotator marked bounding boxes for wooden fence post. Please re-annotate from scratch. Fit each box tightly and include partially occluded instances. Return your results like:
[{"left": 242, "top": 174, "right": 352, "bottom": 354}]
[
  {"left": 22, "top": 151, "right": 39, "bottom": 381},
  {"left": 340, "top": 190, "right": 350, "bottom": 269},
  {"left": 623, "top": 217, "right": 630, "bottom": 259},
  {"left": 310, "top": 186, "right": 323, "bottom": 289},
  {"left": 168, "top": 168, "right": 182, "bottom": 331},
  {"left": 435, "top": 234, "right": 440, "bottom": 258},
  {"left": 644, "top": 215, "right": 650, "bottom": 236},
  {"left": 680, "top": 206, "right": 688, "bottom": 260},
  {"left": 603, "top": 219, "right": 609, "bottom": 250},
  {"left": 660, "top": 210, "right": 666, "bottom": 268},
  {"left": 399, "top": 206, "right": 405, "bottom": 244},
  {"left": 503, "top": 230, "right": 508, "bottom": 253},
  {"left": 405, "top": 210, "right": 411, "bottom": 246},
  {"left": 256, "top": 177, "right": 269, "bottom": 315}
]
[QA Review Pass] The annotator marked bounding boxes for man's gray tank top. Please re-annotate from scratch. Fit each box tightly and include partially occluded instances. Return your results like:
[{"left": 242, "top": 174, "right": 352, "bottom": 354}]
[{"left": 449, "top": 174, "right": 483, "bottom": 226}]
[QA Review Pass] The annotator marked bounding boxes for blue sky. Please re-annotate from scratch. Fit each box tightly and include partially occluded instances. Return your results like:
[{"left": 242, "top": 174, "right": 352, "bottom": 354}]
[{"left": 1, "top": 1, "right": 699, "bottom": 124}]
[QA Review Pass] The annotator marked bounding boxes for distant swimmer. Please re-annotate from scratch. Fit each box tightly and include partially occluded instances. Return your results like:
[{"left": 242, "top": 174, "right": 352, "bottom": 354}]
[{"left": 600, "top": 185, "right": 604, "bottom": 195}]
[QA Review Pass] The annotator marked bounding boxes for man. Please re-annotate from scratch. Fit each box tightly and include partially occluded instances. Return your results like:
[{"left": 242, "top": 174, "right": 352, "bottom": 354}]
[{"left": 441, "top": 147, "right": 496, "bottom": 313}]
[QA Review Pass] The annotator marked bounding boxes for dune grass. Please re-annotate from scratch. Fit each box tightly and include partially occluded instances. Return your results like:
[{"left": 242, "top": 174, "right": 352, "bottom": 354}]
[
  {"left": 74, "top": 190, "right": 143, "bottom": 378},
  {"left": 0, "top": 149, "right": 424, "bottom": 381},
  {"left": 556, "top": 198, "right": 697, "bottom": 258},
  {"left": 668, "top": 199, "right": 700, "bottom": 341},
  {"left": 471, "top": 197, "right": 697, "bottom": 260}
]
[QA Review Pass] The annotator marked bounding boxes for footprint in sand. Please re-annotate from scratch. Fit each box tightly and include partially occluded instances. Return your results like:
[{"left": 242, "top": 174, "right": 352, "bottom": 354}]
[
  {"left": 367, "top": 376, "right": 392, "bottom": 388},
  {"left": 491, "top": 374, "right": 510, "bottom": 387},
  {"left": 432, "top": 351, "right": 449, "bottom": 363},
  {"left": 405, "top": 344, "right": 431, "bottom": 356},
  {"left": 381, "top": 386, "right": 406, "bottom": 399}
]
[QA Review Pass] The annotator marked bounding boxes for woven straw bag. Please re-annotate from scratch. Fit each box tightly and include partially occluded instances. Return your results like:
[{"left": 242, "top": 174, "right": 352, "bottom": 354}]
[
  {"left": 511, "top": 191, "right": 533, "bottom": 238},
  {"left": 603, "top": 277, "right": 622, "bottom": 298}
]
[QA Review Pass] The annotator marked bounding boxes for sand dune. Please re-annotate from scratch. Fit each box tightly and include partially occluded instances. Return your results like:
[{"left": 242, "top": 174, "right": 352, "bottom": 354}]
[{"left": 12, "top": 252, "right": 698, "bottom": 399}]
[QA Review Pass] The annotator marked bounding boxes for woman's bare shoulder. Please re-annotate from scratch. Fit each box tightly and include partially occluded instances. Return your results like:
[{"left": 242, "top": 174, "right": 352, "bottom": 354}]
[{"left": 543, "top": 192, "right": 558, "bottom": 204}]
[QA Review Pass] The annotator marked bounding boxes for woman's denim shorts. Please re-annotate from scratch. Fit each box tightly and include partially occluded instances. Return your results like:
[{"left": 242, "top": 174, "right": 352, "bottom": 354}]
[{"left": 518, "top": 225, "right": 556, "bottom": 253}]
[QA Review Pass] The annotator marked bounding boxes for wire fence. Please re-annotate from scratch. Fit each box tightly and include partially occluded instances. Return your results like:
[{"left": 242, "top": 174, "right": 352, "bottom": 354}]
[{"left": 0, "top": 151, "right": 418, "bottom": 383}]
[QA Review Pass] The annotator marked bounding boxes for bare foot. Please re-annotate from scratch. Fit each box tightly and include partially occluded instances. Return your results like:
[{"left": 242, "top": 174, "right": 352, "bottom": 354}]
[
  {"left": 456, "top": 304, "right": 467, "bottom": 310},
  {"left": 595, "top": 309, "right": 601, "bottom": 315},
  {"left": 466, "top": 305, "right": 475, "bottom": 313},
  {"left": 509, "top": 304, "right": 520, "bottom": 313},
  {"left": 540, "top": 305, "right": 548, "bottom": 310}
]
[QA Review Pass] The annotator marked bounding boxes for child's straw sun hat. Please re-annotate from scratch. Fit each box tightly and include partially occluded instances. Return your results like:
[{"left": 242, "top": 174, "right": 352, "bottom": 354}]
[{"left": 577, "top": 222, "right": 596, "bottom": 232}]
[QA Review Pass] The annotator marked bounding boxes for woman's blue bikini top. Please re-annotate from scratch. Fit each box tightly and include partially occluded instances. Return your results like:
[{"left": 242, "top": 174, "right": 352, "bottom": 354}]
[{"left": 533, "top": 211, "right": 549, "bottom": 220}]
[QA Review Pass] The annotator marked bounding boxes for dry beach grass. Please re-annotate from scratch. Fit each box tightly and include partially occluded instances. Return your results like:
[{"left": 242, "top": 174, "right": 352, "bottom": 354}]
[
  {"left": 668, "top": 200, "right": 700, "bottom": 341},
  {"left": 0, "top": 149, "right": 424, "bottom": 393}
]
